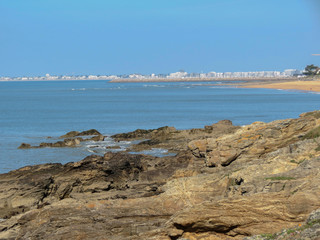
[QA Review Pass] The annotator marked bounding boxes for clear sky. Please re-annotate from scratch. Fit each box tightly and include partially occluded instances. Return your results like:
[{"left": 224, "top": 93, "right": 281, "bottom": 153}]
[{"left": 0, "top": 0, "right": 319, "bottom": 76}]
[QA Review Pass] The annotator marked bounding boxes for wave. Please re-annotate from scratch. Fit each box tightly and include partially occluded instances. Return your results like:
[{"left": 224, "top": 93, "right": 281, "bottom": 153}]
[
  {"left": 71, "top": 87, "right": 128, "bottom": 91},
  {"left": 143, "top": 84, "right": 166, "bottom": 88},
  {"left": 130, "top": 148, "right": 176, "bottom": 157},
  {"left": 82, "top": 138, "right": 174, "bottom": 157},
  {"left": 71, "top": 88, "right": 86, "bottom": 91}
]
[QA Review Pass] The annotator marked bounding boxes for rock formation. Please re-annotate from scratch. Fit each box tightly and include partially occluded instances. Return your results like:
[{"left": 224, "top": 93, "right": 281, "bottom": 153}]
[
  {"left": 2, "top": 111, "right": 320, "bottom": 239},
  {"left": 18, "top": 129, "right": 104, "bottom": 149}
]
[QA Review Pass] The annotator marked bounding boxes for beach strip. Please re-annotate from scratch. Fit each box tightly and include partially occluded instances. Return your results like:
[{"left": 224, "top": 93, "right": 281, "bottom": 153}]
[{"left": 243, "top": 80, "right": 320, "bottom": 93}]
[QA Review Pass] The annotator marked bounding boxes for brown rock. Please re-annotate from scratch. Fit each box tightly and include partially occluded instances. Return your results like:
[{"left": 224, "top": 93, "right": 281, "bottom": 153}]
[
  {"left": 78, "top": 129, "right": 101, "bottom": 136},
  {"left": 17, "top": 143, "right": 32, "bottom": 149},
  {"left": 4, "top": 111, "right": 320, "bottom": 240},
  {"left": 59, "top": 130, "right": 80, "bottom": 139}
]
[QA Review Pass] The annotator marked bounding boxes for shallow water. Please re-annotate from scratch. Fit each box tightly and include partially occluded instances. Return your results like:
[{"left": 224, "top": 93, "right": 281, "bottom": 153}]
[{"left": 0, "top": 80, "right": 319, "bottom": 173}]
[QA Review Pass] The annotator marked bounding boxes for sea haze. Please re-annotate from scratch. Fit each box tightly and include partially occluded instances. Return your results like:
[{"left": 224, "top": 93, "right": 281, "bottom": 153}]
[{"left": 0, "top": 80, "right": 319, "bottom": 173}]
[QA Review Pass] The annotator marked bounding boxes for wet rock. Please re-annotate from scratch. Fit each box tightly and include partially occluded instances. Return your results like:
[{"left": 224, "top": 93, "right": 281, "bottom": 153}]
[
  {"left": 19, "top": 129, "right": 104, "bottom": 149},
  {"left": 112, "top": 128, "right": 154, "bottom": 140},
  {"left": 59, "top": 131, "right": 80, "bottom": 139},
  {"left": 17, "top": 143, "right": 32, "bottom": 149},
  {"left": 59, "top": 129, "right": 101, "bottom": 138},
  {"left": 88, "top": 134, "right": 104, "bottom": 141},
  {"left": 106, "top": 145, "right": 121, "bottom": 149},
  {"left": 78, "top": 129, "right": 101, "bottom": 136}
]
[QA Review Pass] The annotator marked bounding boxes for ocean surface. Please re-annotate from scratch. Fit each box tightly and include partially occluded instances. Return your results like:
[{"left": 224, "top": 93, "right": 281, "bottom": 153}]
[{"left": 0, "top": 80, "right": 319, "bottom": 173}]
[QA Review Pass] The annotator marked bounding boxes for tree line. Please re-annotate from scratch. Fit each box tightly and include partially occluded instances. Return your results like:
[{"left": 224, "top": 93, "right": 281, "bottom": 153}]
[{"left": 304, "top": 64, "right": 320, "bottom": 76}]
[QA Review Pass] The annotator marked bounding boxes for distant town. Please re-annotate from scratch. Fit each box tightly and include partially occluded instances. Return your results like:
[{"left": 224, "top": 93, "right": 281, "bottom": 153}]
[{"left": 0, "top": 69, "right": 304, "bottom": 81}]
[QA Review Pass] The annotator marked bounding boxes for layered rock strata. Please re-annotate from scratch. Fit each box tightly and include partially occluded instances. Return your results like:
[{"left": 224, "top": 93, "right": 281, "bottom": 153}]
[{"left": 1, "top": 111, "right": 320, "bottom": 239}]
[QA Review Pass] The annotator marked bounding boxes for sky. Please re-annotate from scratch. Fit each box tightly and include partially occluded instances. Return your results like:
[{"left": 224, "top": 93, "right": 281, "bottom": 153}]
[{"left": 0, "top": 0, "right": 319, "bottom": 77}]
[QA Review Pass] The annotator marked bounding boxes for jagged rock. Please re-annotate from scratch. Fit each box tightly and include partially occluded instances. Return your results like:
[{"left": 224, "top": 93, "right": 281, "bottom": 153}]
[
  {"left": 4, "top": 111, "right": 320, "bottom": 239},
  {"left": 106, "top": 145, "right": 121, "bottom": 149},
  {"left": 59, "top": 130, "right": 80, "bottom": 139},
  {"left": 188, "top": 112, "right": 320, "bottom": 167},
  {"left": 59, "top": 129, "right": 101, "bottom": 139},
  {"left": 114, "top": 121, "right": 240, "bottom": 153},
  {"left": 88, "top": 134, "right": 104, "bottom": 141},
  {"left": 17, "top": 143, "right": 32, "bottom": 149},
  {"left": 19, "top": 129, "right": 104, "bottom": 149},
  {"left": 112, "top": 128, "right": 155, "bottom": 140},
  {"left": 78, "top": 129, "right": 101, "bottom": 136}
]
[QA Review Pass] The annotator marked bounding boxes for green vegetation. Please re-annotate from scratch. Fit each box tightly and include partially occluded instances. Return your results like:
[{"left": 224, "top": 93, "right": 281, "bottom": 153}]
[
  {"left": 304, "top": 111, "right": 320, "bottom": 119},
  {"left": 304, "top": 219, "right": 320, "bottom": 229},
  {"left": 259, "top": 219, "right": 320, "bottom": 239},
  {"left": 265, "top": 176, "right": 296, "bottom": 181},
  {"left": 260, "top": 233, "right": 276, "bottom": 239},
  {"left": 286, "top": 228, "right": 295, "bottom": 234},
  {"left": 290, "top": 159, "right": 305, "bottom": 164},
  {"left": 302, "top": 126, "right": 320, "bottom": 140},
  {"left": 260, "top": 219, "right": 320, "bottom": 240},
  {"left": 304, "top": 64, "right": 320, "bottom": 76}
]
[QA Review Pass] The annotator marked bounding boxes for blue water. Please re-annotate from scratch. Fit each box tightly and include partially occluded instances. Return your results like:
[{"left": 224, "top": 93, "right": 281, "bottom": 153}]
[{"left": 0, "top": 80, "right": 319, "bottom": 173}]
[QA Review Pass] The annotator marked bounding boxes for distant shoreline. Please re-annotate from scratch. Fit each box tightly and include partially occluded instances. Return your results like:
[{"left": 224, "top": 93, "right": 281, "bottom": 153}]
[
  {"left": 0, "top": 79, "right": 109, "bottom": 82},
  {"left": 0, "top": 77, "right": 301, "bottom": 83},
  {"left": 109, "top": 77, "right": 301, "bottom": 83},
  {"left": 2, "top": 77, "right": 319, "bottom": 94}
]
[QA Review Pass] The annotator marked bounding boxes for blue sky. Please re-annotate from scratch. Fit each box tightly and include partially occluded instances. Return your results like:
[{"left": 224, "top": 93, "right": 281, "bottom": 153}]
[{"left": 0, "top": 0, "right": 319, "bottom": 76}]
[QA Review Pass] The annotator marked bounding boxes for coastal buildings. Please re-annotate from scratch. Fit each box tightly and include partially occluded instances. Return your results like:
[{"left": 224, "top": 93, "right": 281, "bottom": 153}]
[{"left": 0, "top": 69, "right": 303, "bottom": 81}]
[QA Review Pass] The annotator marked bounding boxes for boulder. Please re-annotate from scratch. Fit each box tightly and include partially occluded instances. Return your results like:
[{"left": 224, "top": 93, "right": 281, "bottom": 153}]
[
  {"left": 17, "top": 143, "right": 32, "bottom": 149},
  {"left": 59, "top": 131, "right": 80, "bottom": 139},
  {"left": 78, "top": 129, "right": 101, "bottom": 136}
]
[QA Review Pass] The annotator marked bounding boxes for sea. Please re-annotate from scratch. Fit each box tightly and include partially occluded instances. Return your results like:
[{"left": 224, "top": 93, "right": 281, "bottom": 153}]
[{"left": 0, "top": 80, "right": 319, "bottom": 174}]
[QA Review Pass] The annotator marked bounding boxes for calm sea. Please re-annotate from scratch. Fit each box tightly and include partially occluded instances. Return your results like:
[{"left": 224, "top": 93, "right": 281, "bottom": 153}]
[{"left": 0, "top": 80, "right": 319, "bottom": 173}]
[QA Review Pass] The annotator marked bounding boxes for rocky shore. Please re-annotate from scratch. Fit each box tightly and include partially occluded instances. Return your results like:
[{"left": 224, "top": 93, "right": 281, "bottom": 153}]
[{"left": 1, "top": 111, "right": 320, "bottom": 239}]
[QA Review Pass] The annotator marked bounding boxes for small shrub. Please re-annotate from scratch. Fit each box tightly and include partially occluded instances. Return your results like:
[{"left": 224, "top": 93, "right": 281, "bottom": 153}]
[
  {"left": 290, "top": 159, "right": 306, "bottom": 164},
  {"left": 265, "top": 176, "right": 296, "bottom": 181},
  {"left": 260, "top": 233, "right": 276, "bottom": 239},
  {"left": 286, "top": 228, "right": 295, "bottom": 234},
  {"left": 303, "top": 126, "right": 320, "bottom": 140},
  {"left": 304, "top": 111, "right": 320, "bottom": 119}
]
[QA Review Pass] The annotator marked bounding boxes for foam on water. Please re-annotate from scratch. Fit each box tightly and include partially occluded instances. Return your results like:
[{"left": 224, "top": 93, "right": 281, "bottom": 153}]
[
  {"left": 130, "top": 148, "right": 176, "bottom": 157},
  {"left": 71, "top": 88, "right": 86, "bottom": 91},
  {"left": 82, "top": 137, "right": 144, "bottom": 155},
  {"left": 143, "top": 84, "right": 167, "bottom": 88}
]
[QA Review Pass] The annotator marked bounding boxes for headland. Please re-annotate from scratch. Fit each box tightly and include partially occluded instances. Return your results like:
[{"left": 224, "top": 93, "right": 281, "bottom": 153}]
[{"left": 1, "top": 111, "right": 320, "bottom": 239}]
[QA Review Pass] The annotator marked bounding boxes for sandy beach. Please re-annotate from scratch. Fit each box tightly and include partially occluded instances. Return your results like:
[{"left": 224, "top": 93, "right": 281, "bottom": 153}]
[{"left": 243, "top": 79, "right": 320, "bottom": 93}]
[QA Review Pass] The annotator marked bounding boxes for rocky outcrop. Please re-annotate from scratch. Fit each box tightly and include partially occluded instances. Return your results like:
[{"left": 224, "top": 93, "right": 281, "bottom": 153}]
[
  {"left": 244, "top": 208, "right": 320, "bottom": 240},
  {"left": 112, "top": 120, "right": 240, "bottom": 153},
  {"left": 188, "top": 112, "right": 320, "bottom": 167},
  {"left": 3, "top": 111, "right": 320, "bottom": 239},
  {"left": 18, "top": 129, "right": 104, "bottom": 149},
  {"left": 59, "top": 129, "right": 102, "bottom": 138}
]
